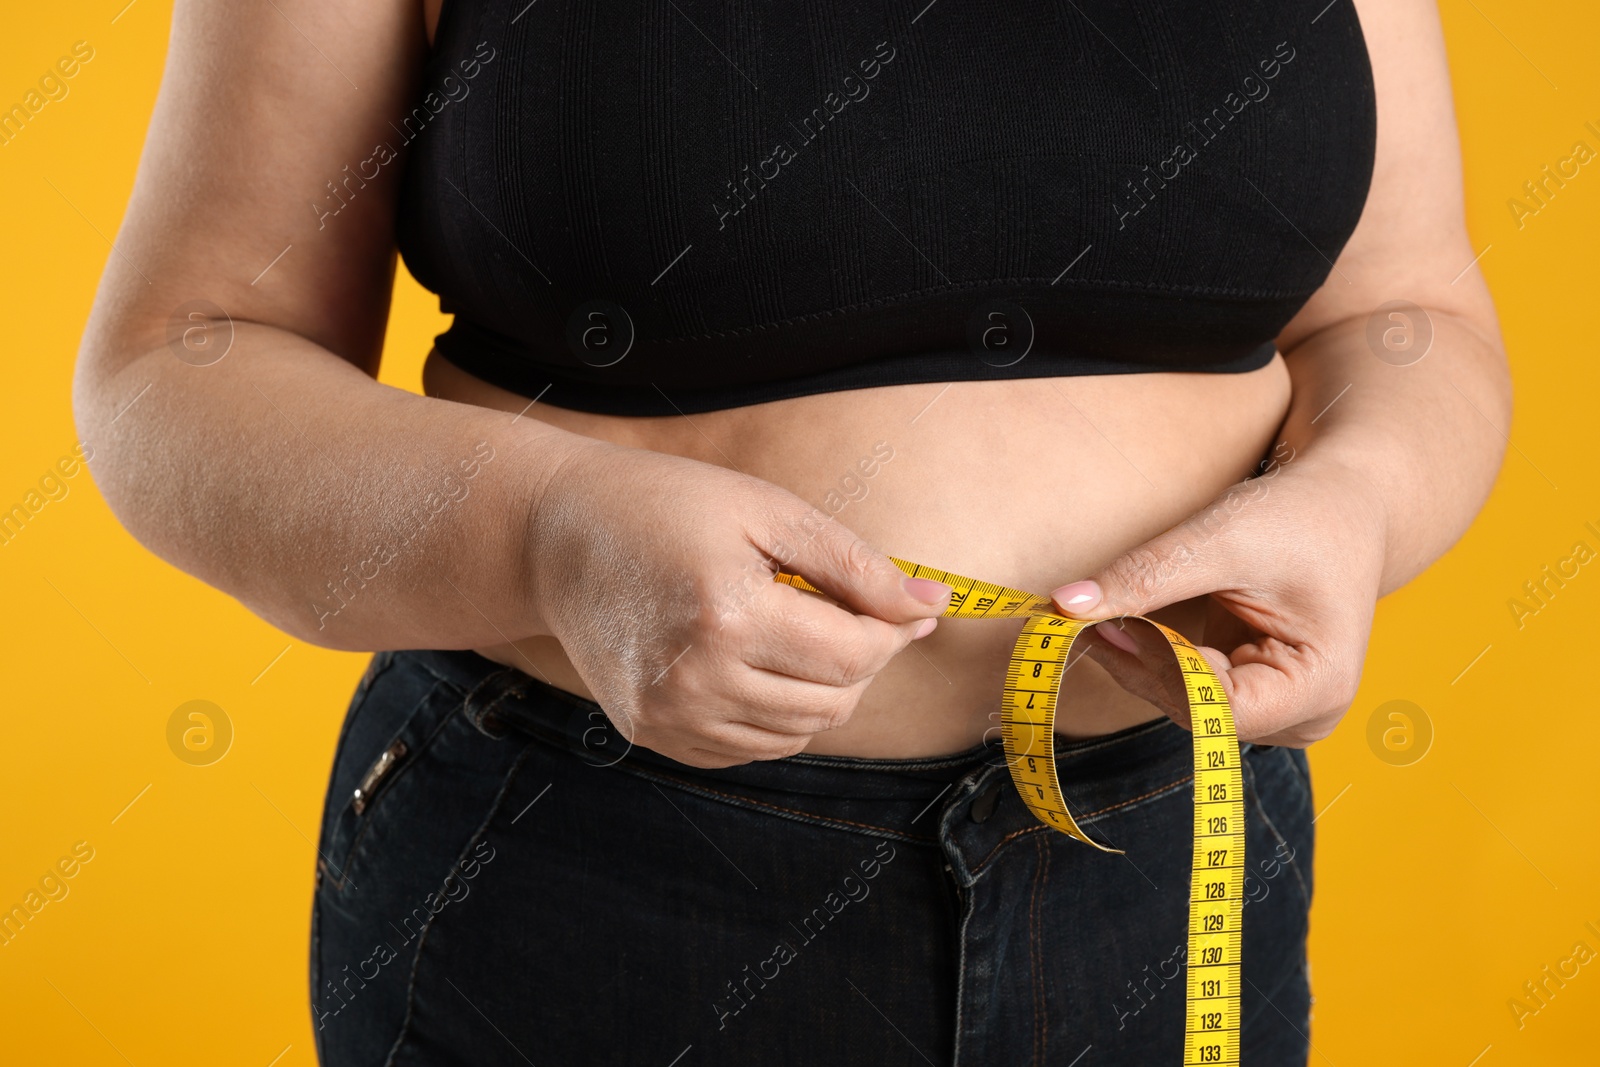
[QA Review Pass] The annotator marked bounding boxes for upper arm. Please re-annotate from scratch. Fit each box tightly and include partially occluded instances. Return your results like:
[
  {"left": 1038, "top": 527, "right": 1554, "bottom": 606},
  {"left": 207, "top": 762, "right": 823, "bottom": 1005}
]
[
  {"left": 1276, "top": 0, "right": 1501, "bottom": 352},
  {"left": 82, "top": 0, "right": 429, "bottom": 376}
]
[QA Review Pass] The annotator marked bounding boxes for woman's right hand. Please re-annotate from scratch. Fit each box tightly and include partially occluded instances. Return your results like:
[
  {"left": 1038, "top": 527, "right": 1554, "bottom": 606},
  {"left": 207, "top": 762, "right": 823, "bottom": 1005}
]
[{"left": 525, "top": 437, "right": 951, "bottom": 767}]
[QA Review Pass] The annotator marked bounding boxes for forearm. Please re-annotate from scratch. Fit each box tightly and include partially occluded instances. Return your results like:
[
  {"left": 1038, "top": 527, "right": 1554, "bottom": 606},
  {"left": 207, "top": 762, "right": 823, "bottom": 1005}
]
[
  {"left": 73, "top": 322, "right": 580, "bottom": 651},
  {"left": 1276, "top": 309, "right": 1512, "bottom": 595}
]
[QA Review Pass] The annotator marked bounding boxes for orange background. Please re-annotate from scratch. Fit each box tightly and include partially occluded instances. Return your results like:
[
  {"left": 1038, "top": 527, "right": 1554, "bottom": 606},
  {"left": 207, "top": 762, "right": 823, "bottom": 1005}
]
[{"left": 1, "top": 2, "right": 1596, "bottom": 1064}]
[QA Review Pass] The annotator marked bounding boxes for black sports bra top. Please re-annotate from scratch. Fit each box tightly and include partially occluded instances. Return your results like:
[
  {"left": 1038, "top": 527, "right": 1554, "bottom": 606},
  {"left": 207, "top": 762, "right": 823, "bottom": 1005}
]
[{"left": 396, "top": 1, "right": 1376, "bottom": 415}]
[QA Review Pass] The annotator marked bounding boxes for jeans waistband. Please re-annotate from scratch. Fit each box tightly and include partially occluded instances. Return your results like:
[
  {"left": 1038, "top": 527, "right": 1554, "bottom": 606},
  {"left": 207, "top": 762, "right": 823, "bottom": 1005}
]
[{"left": 404, "top": 648, "right": 1194, "bottom": 845}]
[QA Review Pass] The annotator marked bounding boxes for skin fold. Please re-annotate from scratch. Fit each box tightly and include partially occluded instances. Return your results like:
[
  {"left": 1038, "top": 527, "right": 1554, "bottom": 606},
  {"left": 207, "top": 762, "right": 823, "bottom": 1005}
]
[{"left": 74, "top": 0, "right": 1508, "bottom": 766}]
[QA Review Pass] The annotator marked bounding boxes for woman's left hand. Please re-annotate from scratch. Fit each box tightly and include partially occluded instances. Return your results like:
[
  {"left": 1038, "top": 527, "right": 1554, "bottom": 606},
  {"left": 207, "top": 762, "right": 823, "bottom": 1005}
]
[{"left": 1049, "top": 450, "right": 1389, "bottom": 746}]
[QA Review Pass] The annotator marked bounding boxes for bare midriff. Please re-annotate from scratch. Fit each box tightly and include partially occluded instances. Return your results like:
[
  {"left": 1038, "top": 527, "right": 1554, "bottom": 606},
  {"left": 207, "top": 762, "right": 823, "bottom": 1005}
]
[{"left": 423, "top": 351, "right": 1292, "bottom": 758}]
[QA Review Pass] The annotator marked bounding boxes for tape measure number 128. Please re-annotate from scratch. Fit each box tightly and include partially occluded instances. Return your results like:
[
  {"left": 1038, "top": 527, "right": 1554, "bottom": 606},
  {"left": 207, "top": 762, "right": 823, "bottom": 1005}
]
[{"left": 775, "top": 556, "right": 1245, "bottom": 1066}]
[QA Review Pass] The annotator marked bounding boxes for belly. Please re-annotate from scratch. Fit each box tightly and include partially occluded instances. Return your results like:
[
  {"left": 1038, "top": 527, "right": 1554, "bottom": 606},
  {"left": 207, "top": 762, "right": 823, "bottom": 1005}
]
[{"left": 423, "top": 352, "right": 1291, "bottom": 757}]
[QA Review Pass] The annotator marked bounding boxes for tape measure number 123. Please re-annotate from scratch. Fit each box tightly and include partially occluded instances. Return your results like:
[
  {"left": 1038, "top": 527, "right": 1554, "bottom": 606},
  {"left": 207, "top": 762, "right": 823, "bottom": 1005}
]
[{"left": 775, "top": 556, "right": 1245, "bottom": 1066}]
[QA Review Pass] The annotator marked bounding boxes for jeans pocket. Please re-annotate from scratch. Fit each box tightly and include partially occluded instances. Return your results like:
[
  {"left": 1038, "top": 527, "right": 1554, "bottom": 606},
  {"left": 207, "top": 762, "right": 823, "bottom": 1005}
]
[
  {"left": 1236, "top": 746, "right": 1315, "bottom": 1046},
  {"left": 317, "top": 661, "right": 465, "bottom": 894},
  {"left": 1241, "top": 746, "right": 1314, "bottom": 912},
  {"left": 311, "top": 659, "right": 541, "bottom": 1063}
]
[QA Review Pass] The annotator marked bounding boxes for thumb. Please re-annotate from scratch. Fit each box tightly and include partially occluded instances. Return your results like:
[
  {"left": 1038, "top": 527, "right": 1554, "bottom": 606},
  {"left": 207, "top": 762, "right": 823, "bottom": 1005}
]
[
  {"left": 770, "top": 513, "right": 950, "bottom": 623},
  {"left": 1049, "top": 522, "right": 1226, "bottom": 620}
]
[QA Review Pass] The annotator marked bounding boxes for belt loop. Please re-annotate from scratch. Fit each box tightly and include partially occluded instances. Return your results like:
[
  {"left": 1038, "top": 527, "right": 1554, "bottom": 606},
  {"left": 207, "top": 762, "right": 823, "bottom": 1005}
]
[{"left": 460, "top": 667, "right": 529, "bottom": 739}]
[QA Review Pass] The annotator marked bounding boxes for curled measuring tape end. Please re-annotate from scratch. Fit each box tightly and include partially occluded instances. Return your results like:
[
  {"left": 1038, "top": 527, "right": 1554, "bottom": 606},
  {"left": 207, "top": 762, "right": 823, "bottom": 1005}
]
[
  {"left": 774, "top": 556, "right": 1246, "bottom": 1066},
  {"left": 1002, "top": 613, "right": 1125, "bottom": 854}
]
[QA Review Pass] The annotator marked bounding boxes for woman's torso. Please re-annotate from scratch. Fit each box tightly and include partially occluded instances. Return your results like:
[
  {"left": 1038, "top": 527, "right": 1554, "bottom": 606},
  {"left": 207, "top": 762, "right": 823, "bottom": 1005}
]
[
  {"left": 429, "top": 355, "right": 1289, "bottom": 755},
  {"left": 406, "top": 0, "right": 1374, "bottom": 756}
]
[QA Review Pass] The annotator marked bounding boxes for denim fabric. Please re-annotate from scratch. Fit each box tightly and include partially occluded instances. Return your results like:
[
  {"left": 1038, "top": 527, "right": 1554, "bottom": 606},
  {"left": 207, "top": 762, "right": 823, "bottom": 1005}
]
[{"left": 311, "top": 649, "right": 1314, "bottom": 1066}]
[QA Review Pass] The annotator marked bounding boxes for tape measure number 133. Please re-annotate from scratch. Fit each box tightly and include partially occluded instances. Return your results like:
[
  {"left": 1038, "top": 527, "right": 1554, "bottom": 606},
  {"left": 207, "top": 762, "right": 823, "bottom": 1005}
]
[{"left": 775, "top": 557, "right": 1245, "bottom": 1066}]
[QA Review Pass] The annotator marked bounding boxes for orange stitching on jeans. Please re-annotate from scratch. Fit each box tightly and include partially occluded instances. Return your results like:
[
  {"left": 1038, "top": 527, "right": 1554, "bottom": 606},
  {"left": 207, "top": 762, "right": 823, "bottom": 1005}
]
[
  {"left": 970, "top": 774, "right": 1194, "bottom": 875},
  {"left": 640, "top": 768, "right": 939, "bottom": 842},
  {"left": 325, "top": 676, "right": 459, "bottom": 893},
  {"left": 382, "top": 742, "right": 538, "bottom": 1067},
  {"left": 972, "top": 825, "right": 1049, "bottom": 876},
  {"left": 1083, "top": 774, "right": 1194, "bottom": 819}
]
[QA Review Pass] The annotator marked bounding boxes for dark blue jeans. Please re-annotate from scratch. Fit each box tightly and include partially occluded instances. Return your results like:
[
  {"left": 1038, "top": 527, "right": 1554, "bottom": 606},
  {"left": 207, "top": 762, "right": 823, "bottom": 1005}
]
[{"left": 311, "top": 649, "right": 1314, "bottom": 1066}]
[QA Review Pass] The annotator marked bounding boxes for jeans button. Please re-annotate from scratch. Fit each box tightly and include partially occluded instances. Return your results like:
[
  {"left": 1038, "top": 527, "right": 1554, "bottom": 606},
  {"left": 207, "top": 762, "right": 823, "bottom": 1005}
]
[{"left": 969, "top": 780, "right": 1003, "bottom": 823}]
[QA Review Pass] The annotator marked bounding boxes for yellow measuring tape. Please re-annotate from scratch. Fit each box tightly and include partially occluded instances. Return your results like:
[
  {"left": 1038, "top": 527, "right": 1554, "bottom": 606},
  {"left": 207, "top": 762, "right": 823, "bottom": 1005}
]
[{"left": 775, "top": 556, "right": 1244, "bottom": 1066}]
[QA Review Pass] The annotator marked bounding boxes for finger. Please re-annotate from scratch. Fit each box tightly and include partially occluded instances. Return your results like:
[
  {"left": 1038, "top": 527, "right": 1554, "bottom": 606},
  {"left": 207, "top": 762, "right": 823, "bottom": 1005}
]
[
  {"left": 1077, "top": 626, "right": 1193, "bottom": 720},
  {"left": 674, "top": 746, "right": 754, "bottom": 769},
  {"left": 647, "top": 720, "right": 818, "bottom": 767},
  {"left": 762, "top": 509, "right": 950, "bottom": 623},
  {"left": 1093, "top": 619, "right": 1141, "bottom": 654},
  {"left": 743, "top": 584, "right": 933, "bottom": 686},
  {"left": 714, "top": 671, "right": 872, "bottom": 736},
  {"left": 1047, "top": 489, "right": 1265, "bottom": 619},
  {"left": 1244, "top": 724, "right": 1330, "bottom": 749},
  {"left": 648, "top": 639, "right": 876, "bottom": 736},
  {"left": 1092, "top": 642, "right": 1240, "bottom": 732},
  {"left": 634, "top": 720, "right": 762, "bottom": 768},
  {"left": 702, "top": 718, "right": 830, "bottom": 761},
  {"left": 1200, "top": 640, "right": 1346, "bottom": 744}
]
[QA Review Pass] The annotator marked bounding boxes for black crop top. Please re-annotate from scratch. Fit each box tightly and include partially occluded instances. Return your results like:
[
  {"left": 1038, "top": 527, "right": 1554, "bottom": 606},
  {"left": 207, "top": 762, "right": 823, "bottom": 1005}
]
[{"left": 395, "top": 0, "right": 1376, "bottom": 415}]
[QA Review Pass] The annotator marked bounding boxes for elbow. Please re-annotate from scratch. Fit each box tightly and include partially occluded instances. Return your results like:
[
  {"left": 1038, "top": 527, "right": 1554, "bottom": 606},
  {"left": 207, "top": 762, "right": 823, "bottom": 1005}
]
[
  {"left": 70, "top": 331, "right": 244, "bottom": 614},
  {"left": 70, "top": 340, "right": 169, "bottom": 561},
  {"left": 1415, "top": 298, "right": 1513, "bottom": 431},
  {"left": 254, "top": 598, "right": 371, "bottom": 652}
]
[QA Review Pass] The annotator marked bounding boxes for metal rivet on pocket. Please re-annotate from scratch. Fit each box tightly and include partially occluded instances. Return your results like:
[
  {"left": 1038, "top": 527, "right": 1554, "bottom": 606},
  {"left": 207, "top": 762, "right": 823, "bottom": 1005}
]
[
  {"left": 969, "top": 780, "right": 1003, "bottom": 823},
  {"left": 352, "top": 738, "right": 408, "bottom": 815}
]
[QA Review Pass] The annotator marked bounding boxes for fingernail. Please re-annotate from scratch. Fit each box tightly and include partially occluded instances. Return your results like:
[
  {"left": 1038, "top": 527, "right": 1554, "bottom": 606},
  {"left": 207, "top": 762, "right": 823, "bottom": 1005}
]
[
  {"left": 1095, "top": 621, "right": 1139, "bottom": 653},
  {"left": 903, "top": 577, "right": 951, "bottom": 605},
  {"left": 1050, "top": 580, "right": 1102, "bottom": 612},
  {"left": 914, "top": 618, "right": 938, "bottom": 639}
]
